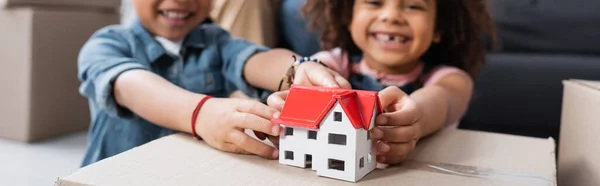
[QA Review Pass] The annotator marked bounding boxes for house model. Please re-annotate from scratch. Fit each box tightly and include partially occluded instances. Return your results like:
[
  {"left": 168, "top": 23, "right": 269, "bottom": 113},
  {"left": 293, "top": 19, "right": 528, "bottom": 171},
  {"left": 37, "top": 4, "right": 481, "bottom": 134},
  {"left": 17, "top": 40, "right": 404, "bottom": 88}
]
[{"left": 272, "top": 85, "right": 382, "bottom": 182}]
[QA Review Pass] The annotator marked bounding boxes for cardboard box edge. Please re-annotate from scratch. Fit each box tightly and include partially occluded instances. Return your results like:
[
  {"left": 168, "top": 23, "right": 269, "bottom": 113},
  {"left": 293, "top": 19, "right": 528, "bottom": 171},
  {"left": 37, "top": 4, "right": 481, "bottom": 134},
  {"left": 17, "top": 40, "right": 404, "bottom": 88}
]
[
  {"left": 563, "top": 79, "right": 600, "bottom": 91},
  {"left": 57, "top": 134, "right": 189, "bottom": 184},
  {"left": 548, "top": 136, "right": 558, "bottom": 186},
  {"left": 55, "top": 178, "right": 92, "bottom": 186},
  {"left": 58, "top": 132, "right": 560, "bottom": 185}
]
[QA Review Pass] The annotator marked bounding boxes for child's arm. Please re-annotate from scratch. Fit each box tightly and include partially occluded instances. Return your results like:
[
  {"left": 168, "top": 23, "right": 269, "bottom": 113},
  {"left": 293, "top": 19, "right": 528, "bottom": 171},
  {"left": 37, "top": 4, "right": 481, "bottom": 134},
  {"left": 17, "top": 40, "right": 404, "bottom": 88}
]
[
  {"left": 78, "top": 29, "right": 280, "bottom": 159},
  {"left": 242, "top": 48, "right": 296, "bottom": 91},
  {"left": 372, "top": 71, "right": 473, "bottom": 165},
  {"left": 113, "top": 70, "right": 281, "bottom": 158},
  {"left": 411, "top": 72, "right": 473, "bottom": 136},
  {"left": 242, "top": 49, "right": 351, "bottom": 91},
  {"left": 214, "top": 29, "right": 349, "bottom": 101},
  {"left": 112, "top": 69, "right": 207, "bottom": 134}
]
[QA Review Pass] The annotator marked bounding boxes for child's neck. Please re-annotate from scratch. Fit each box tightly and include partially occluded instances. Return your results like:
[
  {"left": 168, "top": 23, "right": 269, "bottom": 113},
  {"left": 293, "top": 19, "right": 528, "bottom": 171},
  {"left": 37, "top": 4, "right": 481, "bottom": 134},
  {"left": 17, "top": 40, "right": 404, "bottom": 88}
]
[{"left": 363, "top": 58, "right": 422, "bottom": 75}]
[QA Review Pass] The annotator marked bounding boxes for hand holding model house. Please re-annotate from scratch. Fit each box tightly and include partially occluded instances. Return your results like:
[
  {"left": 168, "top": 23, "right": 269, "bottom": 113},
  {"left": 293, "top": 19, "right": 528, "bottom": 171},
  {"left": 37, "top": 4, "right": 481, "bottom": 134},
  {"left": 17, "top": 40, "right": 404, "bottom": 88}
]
[{"left": 267, "top": 85, "right": 422, "bottom": 182}]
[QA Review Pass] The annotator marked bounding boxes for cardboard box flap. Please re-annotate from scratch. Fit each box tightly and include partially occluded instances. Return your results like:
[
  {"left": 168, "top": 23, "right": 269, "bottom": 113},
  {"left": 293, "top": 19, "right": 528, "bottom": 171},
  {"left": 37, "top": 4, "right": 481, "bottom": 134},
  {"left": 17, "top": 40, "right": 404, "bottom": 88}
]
[
  {"left": 409, "top": 129, "right": 556, "bottom": 184},
  {"left": 566, "top": 79, "right": 600, "bottom": 91},
  {"left": 559, "top": 79, "right": 600, "bottom": 186},
  {"left": 56, "top": 129, "right": 556, "bottom": 186}
]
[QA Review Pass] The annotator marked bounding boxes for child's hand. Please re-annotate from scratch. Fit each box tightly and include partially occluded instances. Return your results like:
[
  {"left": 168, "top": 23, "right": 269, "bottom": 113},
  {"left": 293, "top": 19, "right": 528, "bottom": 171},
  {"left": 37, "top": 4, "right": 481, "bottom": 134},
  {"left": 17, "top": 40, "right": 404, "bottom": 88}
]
[
  {"left": 253, "top": 131, "right": 280, "bottom": 147},
  {"left": 195, "top": 98, "right": 281, "bottom": 159},
  {"left": 259, "top": 91, "right": 292, "bottom": 147},
  {"left": 294, "top": 61, "right": 351, "bottom": 89},
  {"left": 371, "top": 86, "right": 423, "bottom": 165},
  {"left": 268, "top": 62, "right": 351, "bottom": 112},
  {"left": 264, "top": 62, "right": 351, "bottom": 148},
  {"left": 266, "top": 91, "right": 289, "bottom": 112}
]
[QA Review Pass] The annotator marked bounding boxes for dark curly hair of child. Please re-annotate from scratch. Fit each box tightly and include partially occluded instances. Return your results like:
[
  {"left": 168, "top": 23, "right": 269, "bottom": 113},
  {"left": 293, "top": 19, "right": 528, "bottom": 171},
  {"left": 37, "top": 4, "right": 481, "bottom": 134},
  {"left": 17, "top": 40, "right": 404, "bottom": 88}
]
[{"left": 303, "top": 0, "right": 496, "bottom": 77}]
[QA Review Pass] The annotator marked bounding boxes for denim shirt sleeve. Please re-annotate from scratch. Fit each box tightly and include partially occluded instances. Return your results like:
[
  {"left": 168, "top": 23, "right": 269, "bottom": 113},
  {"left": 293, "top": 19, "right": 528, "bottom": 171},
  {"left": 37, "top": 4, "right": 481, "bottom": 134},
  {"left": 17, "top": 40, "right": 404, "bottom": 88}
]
[
  {"left": 77, "top": 27, "right": 150, "bottom": 118},
  {"left": 215, "top": 29, "right": 272, "bottom": 101}
]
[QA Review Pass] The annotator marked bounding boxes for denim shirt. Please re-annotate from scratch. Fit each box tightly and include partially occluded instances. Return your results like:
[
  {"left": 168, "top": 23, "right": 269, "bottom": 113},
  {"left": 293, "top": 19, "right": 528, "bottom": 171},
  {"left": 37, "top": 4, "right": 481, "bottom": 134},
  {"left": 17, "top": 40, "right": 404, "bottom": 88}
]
[{"left": 77, "top": 20, "right": 270, "bottom": 167}]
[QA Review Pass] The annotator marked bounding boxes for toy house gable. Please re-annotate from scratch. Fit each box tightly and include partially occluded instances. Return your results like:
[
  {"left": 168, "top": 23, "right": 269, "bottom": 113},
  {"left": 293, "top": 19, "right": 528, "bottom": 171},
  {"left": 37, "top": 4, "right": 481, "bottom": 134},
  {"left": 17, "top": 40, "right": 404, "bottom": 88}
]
[{"left": 311, "top": 102, "right": 360, "bottom": 181}]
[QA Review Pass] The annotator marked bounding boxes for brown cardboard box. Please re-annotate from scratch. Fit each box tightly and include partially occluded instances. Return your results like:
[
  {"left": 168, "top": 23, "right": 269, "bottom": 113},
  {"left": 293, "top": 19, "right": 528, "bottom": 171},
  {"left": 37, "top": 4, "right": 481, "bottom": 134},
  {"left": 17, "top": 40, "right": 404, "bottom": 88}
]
[
  {"left": 0, "top": 8, "right": 118, "bottom": 142},
  {"left": 1, "top": 0, "right": 120, "bottom": 11},
  {"left": 210, "top": 0, "right": 278, "bottom": 47},
  {"left": 56, "top": 128, "right": 557, "bottom": 186},
  {"left": 559, "top": 80, "right": 600, "bottom": 186}
]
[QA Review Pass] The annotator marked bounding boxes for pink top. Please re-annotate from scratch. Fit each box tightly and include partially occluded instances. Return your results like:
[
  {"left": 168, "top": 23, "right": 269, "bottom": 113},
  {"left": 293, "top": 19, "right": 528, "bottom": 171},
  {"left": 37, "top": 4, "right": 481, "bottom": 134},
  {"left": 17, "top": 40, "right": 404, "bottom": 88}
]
[{"left": 312, "top": 48, "right": 469, "bottom": 87}]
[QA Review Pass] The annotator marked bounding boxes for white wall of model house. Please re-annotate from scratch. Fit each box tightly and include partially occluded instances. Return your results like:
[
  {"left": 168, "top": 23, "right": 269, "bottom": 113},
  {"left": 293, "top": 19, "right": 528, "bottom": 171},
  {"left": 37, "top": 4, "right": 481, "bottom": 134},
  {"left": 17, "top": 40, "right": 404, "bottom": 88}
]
[
  {"left": 279, "top": 102, "right": 377, "bottom": 182},
  {"left": 354, "top": 107, "right": 377, "bottom": 181}
]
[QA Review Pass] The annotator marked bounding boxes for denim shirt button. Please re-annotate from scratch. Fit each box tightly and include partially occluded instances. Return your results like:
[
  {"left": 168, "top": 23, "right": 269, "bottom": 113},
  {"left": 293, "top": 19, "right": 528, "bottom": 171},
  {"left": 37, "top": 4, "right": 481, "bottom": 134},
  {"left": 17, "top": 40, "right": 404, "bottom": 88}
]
[{"left": 205, "top": 74, "right": 213, "bottom": 85}]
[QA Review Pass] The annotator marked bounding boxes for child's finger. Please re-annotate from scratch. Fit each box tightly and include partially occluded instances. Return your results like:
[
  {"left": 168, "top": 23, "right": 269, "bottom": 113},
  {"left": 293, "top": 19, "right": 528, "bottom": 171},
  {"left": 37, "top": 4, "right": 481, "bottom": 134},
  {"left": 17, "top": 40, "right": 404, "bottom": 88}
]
[
  {"left": 374, "top": 126, "right": 418, "bottom": 143},
  {"left": 267, "top": 135, "right": 280, "bottom": 147},
  {"left": 267, "top": 91, "right": 289, "bottom": 111},
  {"left": 377, "top": 154, "right": 409, "bottom": 165},
  {"left": 236, "top": 100, "right": 280, "bottom": 120},
  {"left": 376, "top": 112, "right": 415, "bottom": 127},
  {"left": 376, "top": 141, "right": 416, "bottom": 157},
  {"left": 228, "top": 131, "right": 278, "bottom": 159},
  {"left": 254, "top": 131, "right": 267, "bottom": 140},
  {"left": 298, "top": 63, "right": 340, "bottom": 88},
  {"left": 378, "top": 86, "right": 408, "bottom": 112},
  {"left": 376, "top": 102, "right": 420, "bottom": 127},
  {"left": 220, "top": 142, "right": 252, "bottom": 155},
  {"left": 233, "top": 112, "right": 281, "bottom": 136},
  {"left": 332, "top": 72, "right": 352, "bottom": 89}
]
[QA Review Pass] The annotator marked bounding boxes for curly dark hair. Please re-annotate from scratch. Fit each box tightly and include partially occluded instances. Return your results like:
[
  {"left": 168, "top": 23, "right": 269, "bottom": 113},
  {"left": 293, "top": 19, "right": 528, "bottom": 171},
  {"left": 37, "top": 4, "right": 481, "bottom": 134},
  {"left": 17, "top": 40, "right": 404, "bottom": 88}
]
[{"left": 303, "top": 0, "right": 496, "bottom": 78}]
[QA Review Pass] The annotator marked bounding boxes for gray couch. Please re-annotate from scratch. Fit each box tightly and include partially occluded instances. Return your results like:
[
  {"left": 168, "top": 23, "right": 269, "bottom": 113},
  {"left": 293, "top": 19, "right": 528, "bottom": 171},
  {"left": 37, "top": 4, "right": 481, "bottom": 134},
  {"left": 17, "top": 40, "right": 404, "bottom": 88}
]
[{"left": 459, "top": 0, "right": 600, "bottom": 141}]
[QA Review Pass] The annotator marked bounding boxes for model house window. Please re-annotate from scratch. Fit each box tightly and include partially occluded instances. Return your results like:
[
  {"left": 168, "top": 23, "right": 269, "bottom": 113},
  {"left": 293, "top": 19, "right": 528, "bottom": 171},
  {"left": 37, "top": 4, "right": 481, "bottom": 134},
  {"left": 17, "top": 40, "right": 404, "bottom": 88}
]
[
  {"left": 367, "top": 130, "right": 370, "bottom": 140},
  {"left": 328, "top": 133, "right": 347, "bottom": 145},
  {"left": 359, "top": 157, "right": 364, "bottom": 168},
  {"left": 328, "top": 158, "right": 345, "bottom": 171},
  {"left": 285, "top": 151, "right": 294, "bottom": 160},
  {"left": 368, "top": 154, "right": 373, "bottom": 163},
  {"left": 285, "top": 127, "right": 294, "bottom": 136},
  {"left": 308, "top": 130, "right": 317, "bottom": 140},
  {"left": 334, "top": 111, "right": 342, "bottom": 122}
]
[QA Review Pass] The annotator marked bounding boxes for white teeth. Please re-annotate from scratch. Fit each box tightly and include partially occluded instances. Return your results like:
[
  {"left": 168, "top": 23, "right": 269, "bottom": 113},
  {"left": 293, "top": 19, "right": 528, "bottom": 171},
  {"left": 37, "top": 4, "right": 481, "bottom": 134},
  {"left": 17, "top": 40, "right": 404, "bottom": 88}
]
[
  {"left": 375, "top": 34, "right": 406, "bottom": 43},
  {"left": 162, "top": 11, "right": 190, "bottom": 19}
]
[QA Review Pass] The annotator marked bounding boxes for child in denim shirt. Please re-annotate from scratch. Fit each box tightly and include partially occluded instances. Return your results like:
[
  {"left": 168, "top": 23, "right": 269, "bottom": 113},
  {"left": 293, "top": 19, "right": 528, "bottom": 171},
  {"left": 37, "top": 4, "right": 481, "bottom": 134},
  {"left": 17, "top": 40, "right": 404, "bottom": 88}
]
[{"left": 78, "top": 0, "right": 347, "bottom": 166}]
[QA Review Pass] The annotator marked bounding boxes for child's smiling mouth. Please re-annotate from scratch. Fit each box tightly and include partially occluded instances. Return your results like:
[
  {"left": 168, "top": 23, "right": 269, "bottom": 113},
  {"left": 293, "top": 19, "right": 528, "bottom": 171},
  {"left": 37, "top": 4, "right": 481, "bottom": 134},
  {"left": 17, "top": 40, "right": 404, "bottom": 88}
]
[
  {"left": 158, "top": 9, "right": 195, "bottom": 27},
  {"left": 370, "top": 32, "right": 413, "bottom": 50}
]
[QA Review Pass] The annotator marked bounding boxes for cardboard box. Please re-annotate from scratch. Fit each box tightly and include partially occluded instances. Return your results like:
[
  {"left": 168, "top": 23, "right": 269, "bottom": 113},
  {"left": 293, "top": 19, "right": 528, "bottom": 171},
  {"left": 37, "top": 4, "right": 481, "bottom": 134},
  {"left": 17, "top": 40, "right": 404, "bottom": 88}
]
[
  {"left": 0, "top": 8, "right": 118, "bottom": 142},
  {"left": 56, "top": 128, "right": 557, "bottom": 186},
  {"left": 1, "top": 0, "right": 120, "bottom": 11},
  {"left": 559, "top": 80, "right": 600, "bottom": 186}
]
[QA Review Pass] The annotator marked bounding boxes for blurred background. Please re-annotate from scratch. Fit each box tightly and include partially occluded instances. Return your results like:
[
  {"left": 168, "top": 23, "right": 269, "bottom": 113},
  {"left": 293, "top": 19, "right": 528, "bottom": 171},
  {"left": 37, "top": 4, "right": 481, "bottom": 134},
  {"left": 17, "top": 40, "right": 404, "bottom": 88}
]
[{"left": 0, "top": 0, "right": 599, "bottom": 185}]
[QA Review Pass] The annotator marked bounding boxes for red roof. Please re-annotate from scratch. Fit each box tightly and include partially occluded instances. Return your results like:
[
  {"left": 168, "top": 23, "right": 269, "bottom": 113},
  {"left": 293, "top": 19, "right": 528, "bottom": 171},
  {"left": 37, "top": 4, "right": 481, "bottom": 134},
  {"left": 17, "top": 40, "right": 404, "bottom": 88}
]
[{"left": 271, "top": 85, "right": 382, "bottom": 130}]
